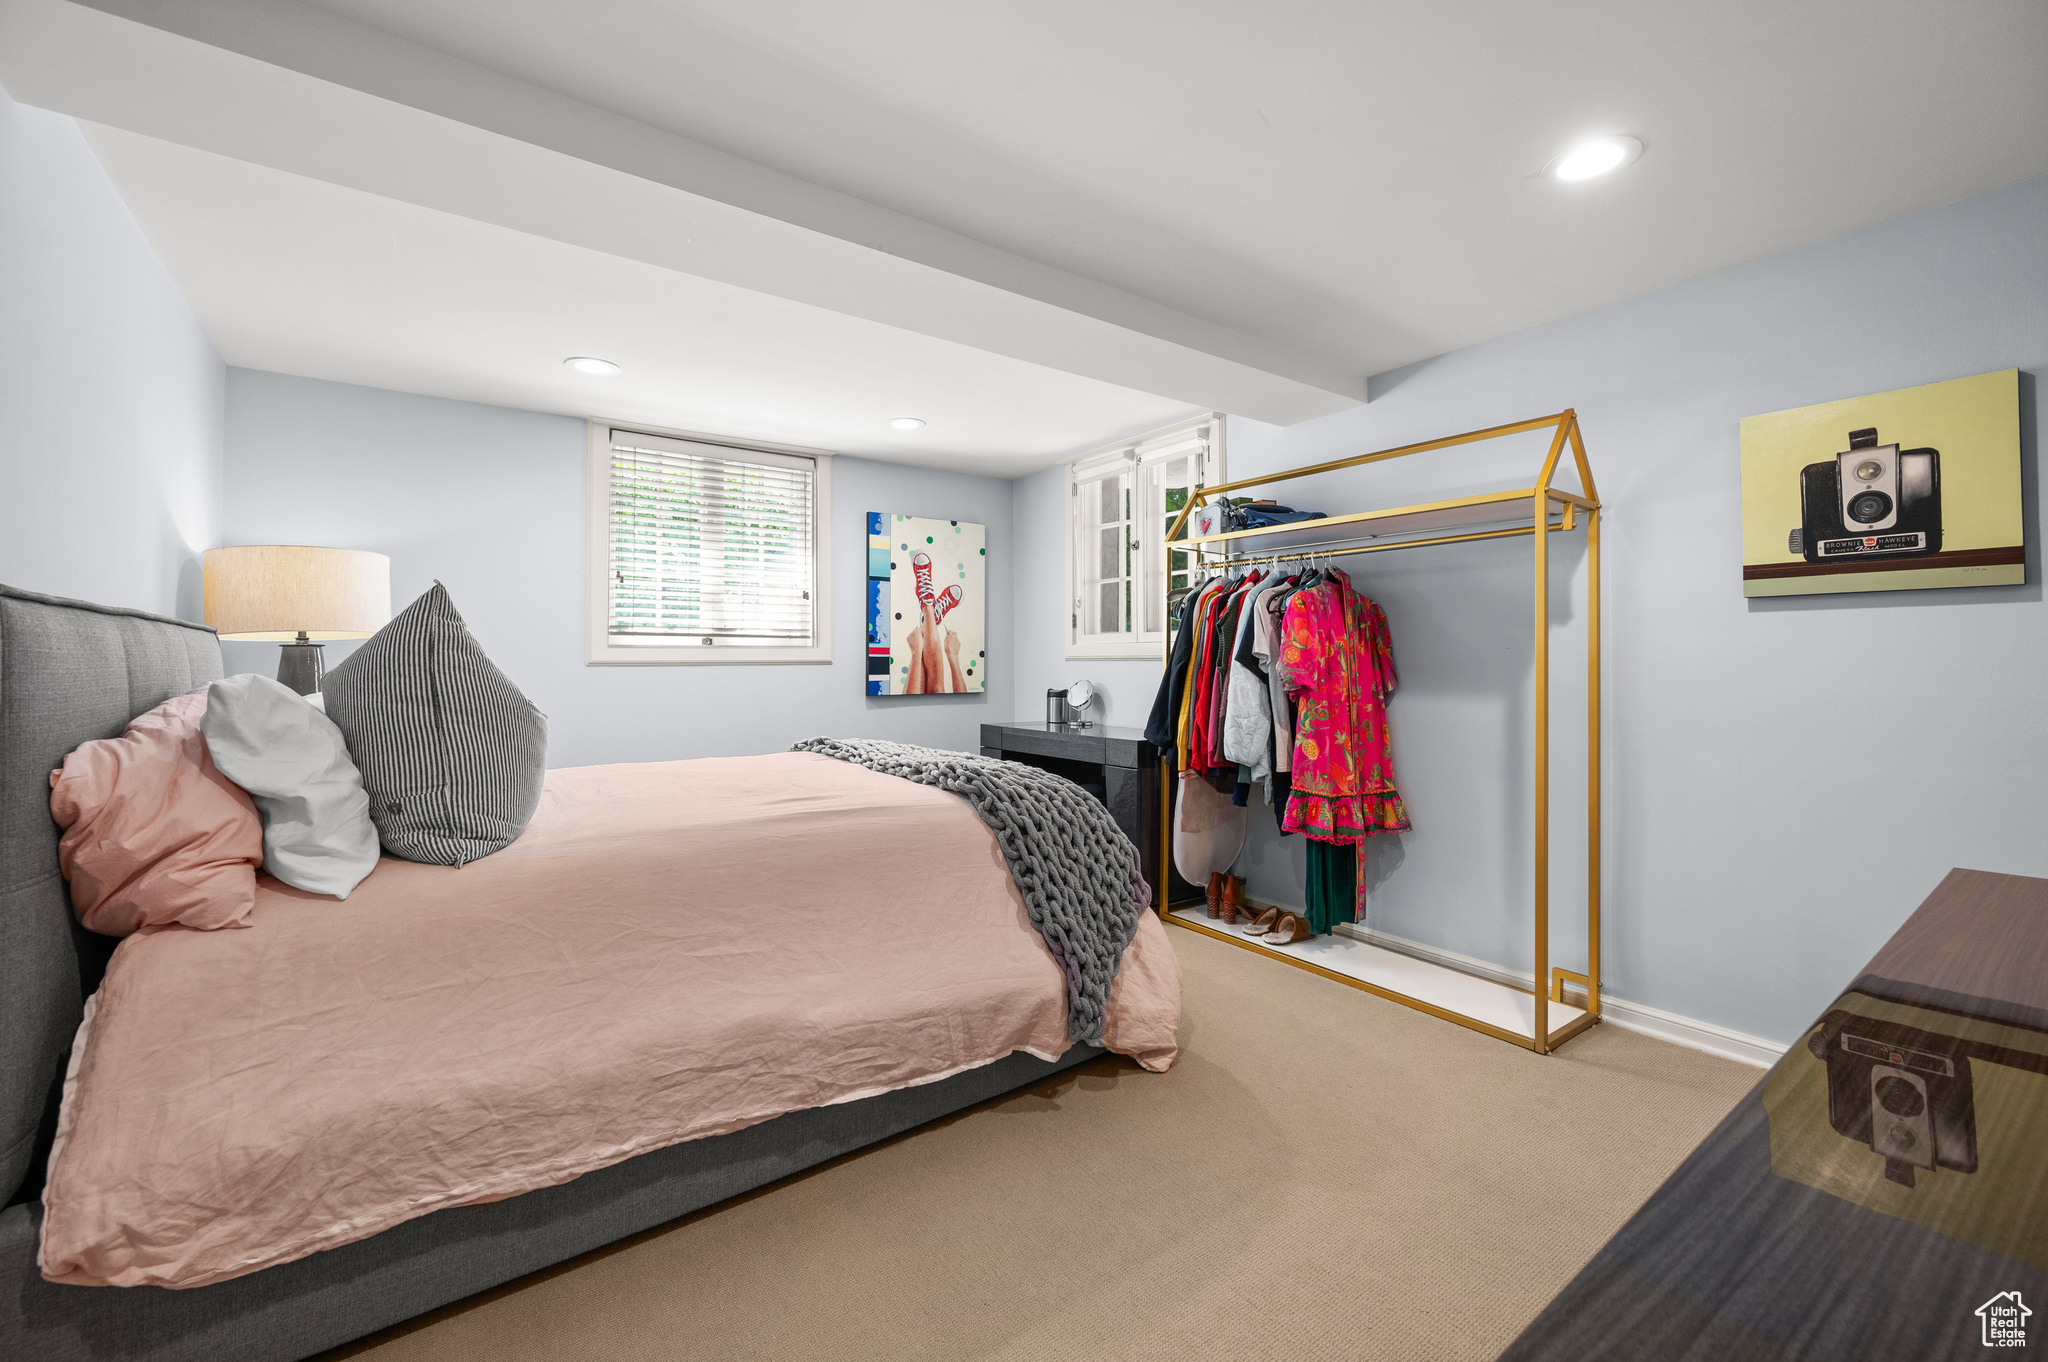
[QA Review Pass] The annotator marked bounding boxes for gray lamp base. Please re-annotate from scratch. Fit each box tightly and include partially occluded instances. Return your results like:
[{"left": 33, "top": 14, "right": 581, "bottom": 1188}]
[{"left": 277, "top": 639, "right": 326, "bottom": 695}]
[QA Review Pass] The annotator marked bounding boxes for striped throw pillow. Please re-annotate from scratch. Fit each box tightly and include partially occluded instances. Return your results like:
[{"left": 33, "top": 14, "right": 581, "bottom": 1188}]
[{"left": 322, "top": 583, "right": 547, "bottom": 866}]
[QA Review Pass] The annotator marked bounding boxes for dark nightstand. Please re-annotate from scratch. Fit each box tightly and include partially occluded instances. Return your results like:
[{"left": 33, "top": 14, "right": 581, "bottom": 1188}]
[{"left": 978, "top": 722, "right": 1201, "bottom": 908}]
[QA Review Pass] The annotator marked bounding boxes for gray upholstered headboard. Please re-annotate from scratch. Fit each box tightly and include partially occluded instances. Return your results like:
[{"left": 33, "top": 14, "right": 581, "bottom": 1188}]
[{"left": 0, "top": 584, "right": 222, "bottom": 1204}]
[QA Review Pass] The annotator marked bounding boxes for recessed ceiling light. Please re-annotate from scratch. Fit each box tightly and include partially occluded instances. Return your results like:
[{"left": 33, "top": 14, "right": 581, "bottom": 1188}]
[
  {"left": 890, "top": 417, "right": 926, "bottom": 430},
  {"left": 1546, "top": 135, "right": 1643, "bottom": 182},
  {"left": 565, "top": 356, "right": 621, "bottom": 376}
]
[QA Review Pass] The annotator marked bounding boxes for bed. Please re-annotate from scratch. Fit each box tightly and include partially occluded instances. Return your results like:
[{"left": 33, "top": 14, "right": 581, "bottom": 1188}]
[{"left": 0, "top": 583, "right": 1177, "bottom": 1359}]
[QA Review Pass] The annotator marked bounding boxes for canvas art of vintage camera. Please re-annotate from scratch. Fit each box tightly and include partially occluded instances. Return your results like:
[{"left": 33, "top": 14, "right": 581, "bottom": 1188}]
[
  {"left": 1791, "top": 426, "right": 1942, "bottom": 563},
  {"left": 1807, "top": 1009, "right": 1978, "bottom": 1189}
]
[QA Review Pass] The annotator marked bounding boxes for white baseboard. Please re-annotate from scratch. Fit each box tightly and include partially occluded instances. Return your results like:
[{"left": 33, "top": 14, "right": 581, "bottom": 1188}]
[
  {"left": 1589, "top": 992, "right": 1788, "bottom": 1069},
  {"left": 1326, "top": 921, "right": 1787, "bottom": 1068}
]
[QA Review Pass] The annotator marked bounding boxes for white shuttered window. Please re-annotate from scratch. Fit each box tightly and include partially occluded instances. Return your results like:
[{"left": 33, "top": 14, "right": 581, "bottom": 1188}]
[
  {"left": 587, "top": 426, "right": 832, "bottom": 664},
  {"left": 1072, "top": 457, "right": 1135, "bottom": 642},
  {"left": 1065, "top": 415, "right": 1223, "bottom": 659}
]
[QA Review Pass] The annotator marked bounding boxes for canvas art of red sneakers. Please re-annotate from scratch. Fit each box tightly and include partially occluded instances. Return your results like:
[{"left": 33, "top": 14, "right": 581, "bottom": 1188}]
[
  {"left": 911, "top": 551, "right": 935, "bottom": 607},
  {"left": 929, "top": 585, "right": 961, "bottom": 626}
]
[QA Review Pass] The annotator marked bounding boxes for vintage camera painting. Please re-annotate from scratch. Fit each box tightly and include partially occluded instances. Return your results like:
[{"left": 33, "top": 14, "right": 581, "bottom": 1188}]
[{"left": 1740, "top": 369, "right": 2022, "bottom": 598}]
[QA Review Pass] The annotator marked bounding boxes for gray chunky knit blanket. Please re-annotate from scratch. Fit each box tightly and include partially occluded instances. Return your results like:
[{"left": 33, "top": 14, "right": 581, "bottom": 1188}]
[{"left": 790, "top": 737, "right": 1150, "bottom": 1044}]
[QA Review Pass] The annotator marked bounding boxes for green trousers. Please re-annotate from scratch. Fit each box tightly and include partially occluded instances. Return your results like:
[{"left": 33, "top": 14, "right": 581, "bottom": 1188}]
[{"left": 1304, "top": 840, "right": 1356, "bottom": 936}]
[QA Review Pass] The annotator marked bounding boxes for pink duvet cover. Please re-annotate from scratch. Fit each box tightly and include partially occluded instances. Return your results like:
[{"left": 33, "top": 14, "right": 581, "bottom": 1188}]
[{"left": 40, "top": 752, "right": 1180, "bottom": 1289}]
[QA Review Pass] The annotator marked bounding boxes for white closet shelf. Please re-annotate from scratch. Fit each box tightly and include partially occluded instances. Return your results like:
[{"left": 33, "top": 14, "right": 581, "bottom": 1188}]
[
  {"left": 1179, "top": 486, "right": 1592, "bottom": 556},
  {"left": 1167, "top": 907, "right": 1592, "bottom": 1049}
]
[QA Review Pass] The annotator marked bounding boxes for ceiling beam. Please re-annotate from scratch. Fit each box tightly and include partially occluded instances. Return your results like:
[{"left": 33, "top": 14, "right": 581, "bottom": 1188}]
[{"left": 0, "top": 0, "right": 1367, "bottom": 424}]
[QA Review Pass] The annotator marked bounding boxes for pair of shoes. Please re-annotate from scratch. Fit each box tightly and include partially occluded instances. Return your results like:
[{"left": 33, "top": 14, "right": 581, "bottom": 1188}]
[
  {"left": 910, "top": 553, "right": 963, "bottom": 624},
  {"left": 1263, "top": 913, "right": 1312, "bottom": 946},
  {"left": 1206, "top": 872, "right": 1248, "bottom": 921},
  {"left": 1241, "top": 906, "right": 1281, "bottom": 937}
]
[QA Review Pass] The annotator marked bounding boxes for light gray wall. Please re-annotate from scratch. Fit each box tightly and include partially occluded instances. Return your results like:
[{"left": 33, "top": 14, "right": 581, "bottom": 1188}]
[
  {"left": 0, "top": 86, "right": 223, "bottom": 617},
  {"left": 1014, "top": 173, "right": 2048, "bottom": 1046},
  {"left": 222, "top": 370, "right": 1012, "bottom": 768}
]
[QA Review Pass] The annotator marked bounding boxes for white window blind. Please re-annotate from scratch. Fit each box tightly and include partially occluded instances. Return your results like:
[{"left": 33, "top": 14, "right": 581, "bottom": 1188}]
[{"left": 605, "top": 430, "right": 817, "bottom": 647}]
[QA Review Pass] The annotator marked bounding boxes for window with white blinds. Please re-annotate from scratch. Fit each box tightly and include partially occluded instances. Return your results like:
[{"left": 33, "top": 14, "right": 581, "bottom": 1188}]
[{"left": 587, "top": 426, "right": 832, "bottom": 664}]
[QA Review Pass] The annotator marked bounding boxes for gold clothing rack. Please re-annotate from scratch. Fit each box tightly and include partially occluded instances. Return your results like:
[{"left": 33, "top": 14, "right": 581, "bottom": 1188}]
[{"left": 1157, "top": 410, "right": 1601, "bottom": 1054}]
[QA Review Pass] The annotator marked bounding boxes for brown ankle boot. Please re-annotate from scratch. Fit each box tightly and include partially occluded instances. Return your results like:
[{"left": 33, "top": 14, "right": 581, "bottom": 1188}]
[
  {"left": 1205, "top": 871, "right": 1225, "bottom": 919},
  {"left": 1221, "top": 875, "right": 1249, "bottom": 923}
]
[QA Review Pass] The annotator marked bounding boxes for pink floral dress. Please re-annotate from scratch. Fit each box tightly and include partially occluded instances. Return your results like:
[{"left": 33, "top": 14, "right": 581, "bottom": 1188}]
[{"left": 1280, "top": 570, "right": 1410, "bottom": 843}]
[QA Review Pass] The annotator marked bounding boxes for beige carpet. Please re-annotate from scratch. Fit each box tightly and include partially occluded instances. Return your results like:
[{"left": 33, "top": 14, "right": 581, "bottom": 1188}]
[{"left": 323, "top": 925, "right": 1760, "bottom": 1362}]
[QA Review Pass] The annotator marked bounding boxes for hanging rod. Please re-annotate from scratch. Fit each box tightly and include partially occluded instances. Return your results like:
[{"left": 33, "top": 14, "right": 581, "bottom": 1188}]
[{"left": 1191, "top": 519, "right": 1568, "bottom": 570}]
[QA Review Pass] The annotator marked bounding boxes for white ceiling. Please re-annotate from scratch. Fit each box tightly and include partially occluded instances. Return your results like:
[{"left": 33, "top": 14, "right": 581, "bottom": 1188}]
[
  {"left": 78, "top": 125, "right": 1200, "bottom": 477},
  {"left": 7, "top": 0, "right": 2048, "bottom": 474},
  {"left": 300, "top": 0, "right": 2048, "bottom": 372}
]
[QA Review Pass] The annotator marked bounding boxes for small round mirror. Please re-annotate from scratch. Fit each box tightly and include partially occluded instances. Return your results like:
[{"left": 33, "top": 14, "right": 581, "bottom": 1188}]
[{"left": 1067, "top": 679, "right": 1097, "bottom": 714}]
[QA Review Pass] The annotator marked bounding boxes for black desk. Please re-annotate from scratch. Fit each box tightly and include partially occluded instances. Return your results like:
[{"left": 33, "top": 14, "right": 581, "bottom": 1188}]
[{"left": 978, "top": 722, "right": 1199, "bottom": 907}]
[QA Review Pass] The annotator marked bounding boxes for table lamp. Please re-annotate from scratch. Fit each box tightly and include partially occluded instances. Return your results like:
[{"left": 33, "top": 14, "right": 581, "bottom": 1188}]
[{"left": 203, "top": 546, "right": 392, "bottom": 694}]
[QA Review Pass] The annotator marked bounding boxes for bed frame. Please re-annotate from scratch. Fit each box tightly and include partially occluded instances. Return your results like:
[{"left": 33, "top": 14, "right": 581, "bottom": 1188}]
[{"left": 0, "top": 584, "right": 1094, "bottom": 1361}]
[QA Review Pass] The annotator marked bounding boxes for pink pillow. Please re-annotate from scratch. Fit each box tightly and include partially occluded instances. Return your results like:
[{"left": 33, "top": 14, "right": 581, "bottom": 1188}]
[{"left": 49, "top": 688, "right": 263, "bottom": 935}]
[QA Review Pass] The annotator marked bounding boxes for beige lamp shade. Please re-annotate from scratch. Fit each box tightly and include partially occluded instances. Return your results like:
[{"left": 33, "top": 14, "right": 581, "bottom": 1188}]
[{"left": 203, "top": 546, "right": 392, "bottom": 640}]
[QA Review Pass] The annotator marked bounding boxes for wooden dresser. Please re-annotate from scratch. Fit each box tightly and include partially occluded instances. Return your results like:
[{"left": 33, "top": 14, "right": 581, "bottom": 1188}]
[{"left": 1501, "top": 868, "right": 2048, "bottom": 1361}]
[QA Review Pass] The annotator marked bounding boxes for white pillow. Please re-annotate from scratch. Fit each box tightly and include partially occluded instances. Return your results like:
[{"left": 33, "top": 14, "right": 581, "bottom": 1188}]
[{"left": 201, "top": 674, "right": 381, "bottom": 899}]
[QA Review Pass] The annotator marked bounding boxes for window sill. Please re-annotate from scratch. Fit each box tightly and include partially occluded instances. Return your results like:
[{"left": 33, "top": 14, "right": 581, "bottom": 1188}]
[
  {"left": 589, "top": 642, "right": 832, "bottom": 666},
  {"left": 1066, "top": 641, "right": 1166, "bottom": 661}
]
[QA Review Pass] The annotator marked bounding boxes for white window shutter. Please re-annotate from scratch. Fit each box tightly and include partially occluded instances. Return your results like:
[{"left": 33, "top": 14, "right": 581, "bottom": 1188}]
[
  {"left": 1071, "top": 454, "right": 1134, "bottom": 643},
  {"left": 1063, "top": 415, "right": 1222, "bottom": 660},
  {"left": 1137, "top": 433, "right": 1214, "bottom": 643}
]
